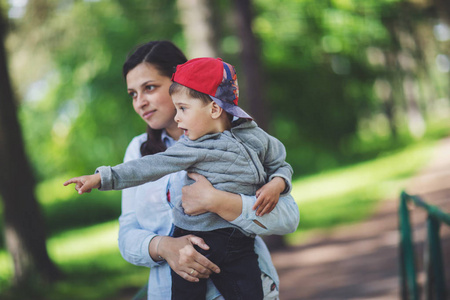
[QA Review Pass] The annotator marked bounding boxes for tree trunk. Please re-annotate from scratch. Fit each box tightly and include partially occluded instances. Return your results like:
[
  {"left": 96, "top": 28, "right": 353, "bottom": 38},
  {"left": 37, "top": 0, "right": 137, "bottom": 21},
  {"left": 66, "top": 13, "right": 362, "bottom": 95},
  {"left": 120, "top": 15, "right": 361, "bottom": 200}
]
[
  {"left": 176, "top": 0, "right": 219, "bottom": 58},
  {"left": 232, "top": 0, "right": 284, "bottom": 250},
  {"left": 433, "top": 0, "right": 450, "bottom": 23},
  {"left": 232, "top": 0, "right": 269, "bottom": 131},
  {"left": 0, "top": 9, "right": 61, "bottom": 286}
]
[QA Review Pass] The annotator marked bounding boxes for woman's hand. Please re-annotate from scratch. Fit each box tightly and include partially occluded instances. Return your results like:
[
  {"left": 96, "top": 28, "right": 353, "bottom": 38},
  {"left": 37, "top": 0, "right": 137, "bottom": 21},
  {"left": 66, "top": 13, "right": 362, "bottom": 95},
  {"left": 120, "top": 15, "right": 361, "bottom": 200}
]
[
  {"left": 182, "top": 173, "right": 243, "bottom": 221},
  {"left": 63, "top": 173, "right": 101, "bottom": 194},
  {"left": 181, "top": 173, "right": 215, "bottom": 215},
  {"left": 156, "top": 235, "right": 220, "bottom": 282}
]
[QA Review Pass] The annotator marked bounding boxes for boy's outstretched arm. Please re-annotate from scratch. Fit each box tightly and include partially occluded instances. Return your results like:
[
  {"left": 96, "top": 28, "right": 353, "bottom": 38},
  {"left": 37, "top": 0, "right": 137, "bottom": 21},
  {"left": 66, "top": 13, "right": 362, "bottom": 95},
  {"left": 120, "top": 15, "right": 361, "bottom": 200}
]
[
  {"left": 253, "top": 177, "right": 286, "bottom": 216},
  {"left": 63, "top": 173, "right": 101, "bottom": 194}
]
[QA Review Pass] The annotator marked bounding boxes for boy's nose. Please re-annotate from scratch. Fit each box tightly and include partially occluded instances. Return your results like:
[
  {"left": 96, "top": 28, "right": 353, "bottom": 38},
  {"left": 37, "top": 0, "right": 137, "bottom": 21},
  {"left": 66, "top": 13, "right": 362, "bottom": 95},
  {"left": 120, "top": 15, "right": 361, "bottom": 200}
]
[{"left": 174, "top": 113, "right": 180, "bottom": 123}]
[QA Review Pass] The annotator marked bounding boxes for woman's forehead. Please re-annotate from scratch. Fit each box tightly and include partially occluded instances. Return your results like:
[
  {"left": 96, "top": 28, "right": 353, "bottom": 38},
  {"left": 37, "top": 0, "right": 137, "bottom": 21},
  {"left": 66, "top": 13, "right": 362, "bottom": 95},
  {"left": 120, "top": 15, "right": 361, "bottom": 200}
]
[{"left": 126, "top": 63, "right": 165, "bottom": 87}]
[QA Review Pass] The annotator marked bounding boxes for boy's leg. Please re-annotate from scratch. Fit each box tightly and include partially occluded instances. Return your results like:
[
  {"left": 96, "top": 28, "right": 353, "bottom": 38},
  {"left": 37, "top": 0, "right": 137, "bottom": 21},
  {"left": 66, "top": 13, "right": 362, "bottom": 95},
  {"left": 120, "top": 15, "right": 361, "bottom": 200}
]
[
  {"left": 209, "top": 229, "right": 263, "bottom": 300},
  {"left": 171, "top": 269, "right": 207, "bottom": 300},
  {"left": 171, "top": 227, "right": 208, "bottom": 300},
  {"left": 172, "top": 227, "right": 263, "bottom": 299}
]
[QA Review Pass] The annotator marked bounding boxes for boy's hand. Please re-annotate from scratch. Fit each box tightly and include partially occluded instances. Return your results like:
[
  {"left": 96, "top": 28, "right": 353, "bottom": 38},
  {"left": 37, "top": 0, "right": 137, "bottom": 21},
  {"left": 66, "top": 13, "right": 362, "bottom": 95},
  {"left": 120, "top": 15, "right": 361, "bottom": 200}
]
[
  {"left": 253, "top": 177, "right": 286, "bottom": 216},
  {"left": 63, "top": 173, "right": 101, "bottom": 194}
]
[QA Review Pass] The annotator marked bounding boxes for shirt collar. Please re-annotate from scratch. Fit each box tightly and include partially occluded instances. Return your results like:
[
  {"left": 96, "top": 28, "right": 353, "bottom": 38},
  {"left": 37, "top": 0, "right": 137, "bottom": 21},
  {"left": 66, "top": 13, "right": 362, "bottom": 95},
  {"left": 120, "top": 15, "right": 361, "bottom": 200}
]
[{"left": 161, "top": 130, "right": 177, "bottom": 148}]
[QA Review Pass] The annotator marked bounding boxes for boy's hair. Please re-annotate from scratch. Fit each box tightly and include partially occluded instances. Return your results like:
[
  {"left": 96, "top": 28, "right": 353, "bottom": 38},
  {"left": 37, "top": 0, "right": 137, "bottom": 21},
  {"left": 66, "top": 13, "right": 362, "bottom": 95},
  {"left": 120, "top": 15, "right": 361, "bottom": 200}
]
[
  {"left": 169, "top": 82, "right": 233, "bottom": 122},
  {"left": 169, "top": 82, "right": 212, "bottom": 105}
]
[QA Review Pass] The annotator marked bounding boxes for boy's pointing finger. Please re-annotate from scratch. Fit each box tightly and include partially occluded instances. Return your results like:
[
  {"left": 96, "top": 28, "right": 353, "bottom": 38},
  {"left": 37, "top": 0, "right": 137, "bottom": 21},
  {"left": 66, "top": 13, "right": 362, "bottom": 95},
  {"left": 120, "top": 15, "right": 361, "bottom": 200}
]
[{"left": 63, "top": 178, "right": 78, "bottom": 186}]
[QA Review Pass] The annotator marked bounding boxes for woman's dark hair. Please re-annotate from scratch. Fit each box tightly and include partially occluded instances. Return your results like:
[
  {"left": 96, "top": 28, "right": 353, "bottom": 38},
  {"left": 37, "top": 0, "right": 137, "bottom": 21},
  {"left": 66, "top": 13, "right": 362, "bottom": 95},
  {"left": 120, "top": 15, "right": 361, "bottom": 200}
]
[{"left": 123, "top": 41, "right": 187, "bottom": 156}]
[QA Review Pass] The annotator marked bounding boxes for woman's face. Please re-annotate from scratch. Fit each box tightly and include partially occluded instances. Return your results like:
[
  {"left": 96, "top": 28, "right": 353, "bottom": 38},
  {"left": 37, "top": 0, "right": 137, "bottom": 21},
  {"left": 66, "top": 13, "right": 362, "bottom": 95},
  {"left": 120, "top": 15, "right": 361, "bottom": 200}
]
[{"left": 126, "top": 62, "right": 182, "bottom": 139}]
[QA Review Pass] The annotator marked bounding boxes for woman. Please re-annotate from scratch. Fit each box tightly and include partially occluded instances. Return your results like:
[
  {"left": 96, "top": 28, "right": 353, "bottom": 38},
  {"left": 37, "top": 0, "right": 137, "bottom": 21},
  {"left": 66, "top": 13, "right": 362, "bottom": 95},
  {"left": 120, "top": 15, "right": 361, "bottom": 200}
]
[{"left": 118, "top": 40, "right": 299, "bottom": 299}]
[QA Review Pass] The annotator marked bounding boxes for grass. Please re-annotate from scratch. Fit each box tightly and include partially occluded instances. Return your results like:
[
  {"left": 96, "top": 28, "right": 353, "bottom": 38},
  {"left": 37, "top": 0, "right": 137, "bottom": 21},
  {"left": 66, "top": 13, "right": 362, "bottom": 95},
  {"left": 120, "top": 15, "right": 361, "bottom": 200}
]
[
  {"left": 0, "top": 123, "right": 448, "bottom": 299},
  {"left": 286, "top": 140, "right": 437, "bottom": 244},
  {"left": 0, "top": 221, "right": 149, "bottom": 300}
]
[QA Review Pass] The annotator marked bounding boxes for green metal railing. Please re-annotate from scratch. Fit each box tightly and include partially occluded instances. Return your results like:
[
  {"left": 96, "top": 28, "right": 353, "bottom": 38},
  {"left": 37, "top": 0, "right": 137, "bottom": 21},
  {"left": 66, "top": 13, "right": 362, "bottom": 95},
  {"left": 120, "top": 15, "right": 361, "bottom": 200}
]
[{"left": 399, "top": 191, "right": 450, "bottom": 300}]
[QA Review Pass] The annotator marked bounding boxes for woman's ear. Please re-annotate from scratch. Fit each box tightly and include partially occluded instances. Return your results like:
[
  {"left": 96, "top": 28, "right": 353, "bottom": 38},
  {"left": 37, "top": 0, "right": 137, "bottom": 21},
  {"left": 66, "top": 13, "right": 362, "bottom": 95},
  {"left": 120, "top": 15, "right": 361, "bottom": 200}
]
[{"left": 210, "top": 101, "right": 224, "bottom": 119}]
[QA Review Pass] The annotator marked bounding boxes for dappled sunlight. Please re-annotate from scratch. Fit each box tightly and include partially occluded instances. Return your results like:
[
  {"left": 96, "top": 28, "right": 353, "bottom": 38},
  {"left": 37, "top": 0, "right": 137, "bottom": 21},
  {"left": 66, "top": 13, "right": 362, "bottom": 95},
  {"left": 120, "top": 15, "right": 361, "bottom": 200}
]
[
  {"left": 0, "top": 251, "right": 13, "bottom": 279},
  {"left": 275, "top": 137, "right": 450, "bottom": 299},
  {"left": 48, "top": 221, "right": 119, "bottom": 263},
  {"left": 281, "top": 230, "right": 398, "bottom": 268},
  {"left": 291, "top": 141, "right": 435, "bottom": 204},
  {"left": 36, "top": 176, "right": 79, "bottom": 205},
  {"left": 0, "top": 220, "right": 128, "bottom": 297},
  {"left": 274, "top": 195, "right": 450, "bottom": 300},
  {"left": 0, "top": 221, "right": 121, "bottom": 276}
]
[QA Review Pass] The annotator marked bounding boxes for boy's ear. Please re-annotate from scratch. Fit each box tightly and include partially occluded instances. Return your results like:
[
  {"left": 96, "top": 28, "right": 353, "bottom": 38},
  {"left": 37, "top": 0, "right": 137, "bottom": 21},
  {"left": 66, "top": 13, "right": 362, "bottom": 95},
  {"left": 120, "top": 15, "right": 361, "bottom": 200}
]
[{"left": 210, "top": 101, "right": 224, "bottom": 119}]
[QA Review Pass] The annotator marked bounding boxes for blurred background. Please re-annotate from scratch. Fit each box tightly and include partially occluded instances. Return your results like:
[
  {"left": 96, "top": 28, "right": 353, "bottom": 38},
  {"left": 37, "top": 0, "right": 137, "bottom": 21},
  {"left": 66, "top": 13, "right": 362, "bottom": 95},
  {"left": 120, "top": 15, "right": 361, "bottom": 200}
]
[{"left": 0, "top": 0, "right": 449, "bottom": 299}]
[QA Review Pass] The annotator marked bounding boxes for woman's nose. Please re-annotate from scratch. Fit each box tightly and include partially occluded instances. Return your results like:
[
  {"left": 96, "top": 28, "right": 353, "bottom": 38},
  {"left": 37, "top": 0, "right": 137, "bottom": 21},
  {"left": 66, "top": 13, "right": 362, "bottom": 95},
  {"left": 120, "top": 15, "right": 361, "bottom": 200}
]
[{"left": 136, "top": 94, "right": 148, "bottom": 108}]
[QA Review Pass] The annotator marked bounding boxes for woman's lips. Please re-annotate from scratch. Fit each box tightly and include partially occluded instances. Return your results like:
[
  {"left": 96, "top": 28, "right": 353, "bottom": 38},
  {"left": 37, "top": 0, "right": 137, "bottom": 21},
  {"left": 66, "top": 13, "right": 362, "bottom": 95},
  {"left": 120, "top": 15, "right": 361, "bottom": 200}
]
[{"left": 142, "top": 110, "right": 156, "bottom": 119}]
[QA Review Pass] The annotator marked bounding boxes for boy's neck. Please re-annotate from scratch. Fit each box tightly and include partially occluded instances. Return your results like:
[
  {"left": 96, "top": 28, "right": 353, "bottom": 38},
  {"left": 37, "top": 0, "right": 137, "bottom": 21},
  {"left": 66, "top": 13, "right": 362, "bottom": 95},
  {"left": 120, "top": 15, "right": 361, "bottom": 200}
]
[{"left": 211, "top": 113, "right": 232, "bottom": 134}]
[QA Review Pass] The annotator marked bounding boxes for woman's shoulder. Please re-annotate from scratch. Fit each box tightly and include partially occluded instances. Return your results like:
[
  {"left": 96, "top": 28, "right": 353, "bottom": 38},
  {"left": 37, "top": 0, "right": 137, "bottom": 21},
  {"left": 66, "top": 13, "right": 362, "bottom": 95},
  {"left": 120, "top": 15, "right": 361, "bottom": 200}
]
[
  {"left": 124, "top": 133, "right": 147, "bottom": 162},
  {"left": 129, "top": 132, "right": 148, "bottom": 146}
]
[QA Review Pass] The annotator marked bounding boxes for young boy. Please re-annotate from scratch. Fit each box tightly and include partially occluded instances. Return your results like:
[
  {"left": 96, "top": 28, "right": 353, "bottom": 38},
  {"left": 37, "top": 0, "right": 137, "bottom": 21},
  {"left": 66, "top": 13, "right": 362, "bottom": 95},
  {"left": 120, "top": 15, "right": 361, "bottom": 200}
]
[{"left": 65, "top": 57, "right": 293, "bottom": 300}]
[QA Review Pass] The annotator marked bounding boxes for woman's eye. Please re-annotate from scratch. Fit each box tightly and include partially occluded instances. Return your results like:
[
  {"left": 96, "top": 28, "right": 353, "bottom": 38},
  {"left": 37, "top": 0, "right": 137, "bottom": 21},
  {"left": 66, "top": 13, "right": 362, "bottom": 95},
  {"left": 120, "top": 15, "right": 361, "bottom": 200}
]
[
  {"left": 146, "top": 85, "right": 156, "bottom": 91},
  {"left": 129, "top": 92, "right": 137, "bottom": 98}
]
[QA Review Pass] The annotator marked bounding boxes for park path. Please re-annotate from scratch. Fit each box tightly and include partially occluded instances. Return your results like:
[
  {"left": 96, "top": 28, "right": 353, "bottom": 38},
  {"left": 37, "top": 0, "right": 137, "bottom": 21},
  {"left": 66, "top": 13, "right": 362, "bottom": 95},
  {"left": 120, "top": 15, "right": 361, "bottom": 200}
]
[{"left": 272, "top": 137, "right": 450, "bottom": 300}]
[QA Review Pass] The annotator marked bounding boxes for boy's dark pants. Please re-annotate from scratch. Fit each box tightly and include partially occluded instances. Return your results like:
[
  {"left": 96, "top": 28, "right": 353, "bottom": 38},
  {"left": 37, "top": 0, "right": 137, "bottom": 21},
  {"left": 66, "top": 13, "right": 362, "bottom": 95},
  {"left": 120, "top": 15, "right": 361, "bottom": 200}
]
[{"left": 171, "top": 226, "right": 263, "bottom": 300}]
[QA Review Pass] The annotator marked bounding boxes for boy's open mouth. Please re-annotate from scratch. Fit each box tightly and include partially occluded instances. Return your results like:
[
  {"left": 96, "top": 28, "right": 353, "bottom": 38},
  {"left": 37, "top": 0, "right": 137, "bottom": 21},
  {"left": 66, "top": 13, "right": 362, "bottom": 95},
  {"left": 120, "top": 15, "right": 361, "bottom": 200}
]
[{"left": 179, "top": 127, "right": 188, "bottom": 135}]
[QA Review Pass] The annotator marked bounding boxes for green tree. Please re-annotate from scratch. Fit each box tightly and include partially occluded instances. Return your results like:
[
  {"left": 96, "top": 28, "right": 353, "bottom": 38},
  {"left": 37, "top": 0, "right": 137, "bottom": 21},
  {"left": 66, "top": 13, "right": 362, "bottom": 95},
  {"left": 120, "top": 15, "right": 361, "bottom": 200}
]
[
  {"left": 250, "top": 0, "right": 449, "bottom": 173},
  {"left": 9, "top": 0, "right": 183, "bottom": 180}
]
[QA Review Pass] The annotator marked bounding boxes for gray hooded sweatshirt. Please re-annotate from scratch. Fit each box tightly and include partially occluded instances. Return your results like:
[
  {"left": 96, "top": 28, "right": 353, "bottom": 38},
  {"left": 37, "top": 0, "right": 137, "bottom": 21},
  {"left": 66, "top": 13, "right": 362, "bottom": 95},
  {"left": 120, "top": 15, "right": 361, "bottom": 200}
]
[{"left": 97, "top": 120, "right": 292, "bottom": 234}]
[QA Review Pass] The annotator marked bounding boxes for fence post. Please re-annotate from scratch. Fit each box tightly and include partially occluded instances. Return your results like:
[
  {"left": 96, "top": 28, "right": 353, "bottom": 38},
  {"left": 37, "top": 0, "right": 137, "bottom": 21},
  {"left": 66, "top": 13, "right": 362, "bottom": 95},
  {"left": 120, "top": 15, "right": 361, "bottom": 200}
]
[
  {"left": 399, "top": 191, "right": 419, "bottom": 300},
  {"left": 426, "top": 216, "right": 446, "bottom": 300}
]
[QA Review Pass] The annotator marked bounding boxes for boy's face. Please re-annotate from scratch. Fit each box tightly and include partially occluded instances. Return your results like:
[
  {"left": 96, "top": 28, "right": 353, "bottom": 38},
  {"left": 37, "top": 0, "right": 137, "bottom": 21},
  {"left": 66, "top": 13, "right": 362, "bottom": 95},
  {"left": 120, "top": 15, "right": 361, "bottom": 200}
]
[{"left": 172, "top": 92, "right": 215, "bottom": 140}]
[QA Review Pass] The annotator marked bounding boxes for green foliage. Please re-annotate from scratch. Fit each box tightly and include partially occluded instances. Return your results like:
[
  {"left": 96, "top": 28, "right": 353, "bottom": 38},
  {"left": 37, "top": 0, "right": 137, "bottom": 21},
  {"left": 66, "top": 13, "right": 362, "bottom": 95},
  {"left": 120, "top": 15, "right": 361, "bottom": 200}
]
[
  {"left": 251, "top": 0, "right": 449, "bottom": 174},
  {"left": 11, "top": 0, "right": 182, "bottom": 180},
  {"left": 6, "top": 0, "right": 450, "bottom": 179},
  {"left": 0, "top": 221, "right": 149, "bottom": 300},
  {"left": 43, "top": 191, "right": 121, "bottom": 237}
]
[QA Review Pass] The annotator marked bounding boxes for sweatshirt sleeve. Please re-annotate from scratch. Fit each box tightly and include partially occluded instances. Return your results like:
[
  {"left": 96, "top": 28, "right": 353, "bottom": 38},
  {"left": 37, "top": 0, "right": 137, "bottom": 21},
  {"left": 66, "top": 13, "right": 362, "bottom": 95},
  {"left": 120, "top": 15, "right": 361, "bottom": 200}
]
[
  {"left": 262, "top": 132, "right": 293, "bottom": 194},
  {"left": 97, "top": 142, "right": 199, "bottom": 191},
  {"left": 230, "top": 193, "right": 299, "bottom": 235}
]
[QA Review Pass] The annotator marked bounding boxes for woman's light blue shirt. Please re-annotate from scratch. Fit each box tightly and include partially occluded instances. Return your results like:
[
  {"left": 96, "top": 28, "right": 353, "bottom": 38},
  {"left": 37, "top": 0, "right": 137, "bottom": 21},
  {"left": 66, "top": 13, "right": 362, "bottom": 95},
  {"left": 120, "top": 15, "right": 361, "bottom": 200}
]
[{"left": 118, "top": 132, "right": 299, "bottom": 300}]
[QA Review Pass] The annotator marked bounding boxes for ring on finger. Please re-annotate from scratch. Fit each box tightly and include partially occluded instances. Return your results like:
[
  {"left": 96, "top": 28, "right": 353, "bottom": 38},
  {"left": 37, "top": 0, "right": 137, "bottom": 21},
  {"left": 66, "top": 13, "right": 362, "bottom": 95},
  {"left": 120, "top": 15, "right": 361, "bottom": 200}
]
[{"left": 190, "top": 269, "right": 195, "bottom": 275}]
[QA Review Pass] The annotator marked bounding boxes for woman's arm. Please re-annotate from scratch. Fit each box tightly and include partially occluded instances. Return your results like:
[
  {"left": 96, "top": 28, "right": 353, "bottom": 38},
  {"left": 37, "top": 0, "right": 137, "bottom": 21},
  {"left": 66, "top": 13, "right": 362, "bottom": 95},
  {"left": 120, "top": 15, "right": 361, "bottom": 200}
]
[
  {"left": 181, "top": 173, "right": 300, "bottom": 236},
  {"left": 118, "top": 211, "right": 219, "bottom": 281}
]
